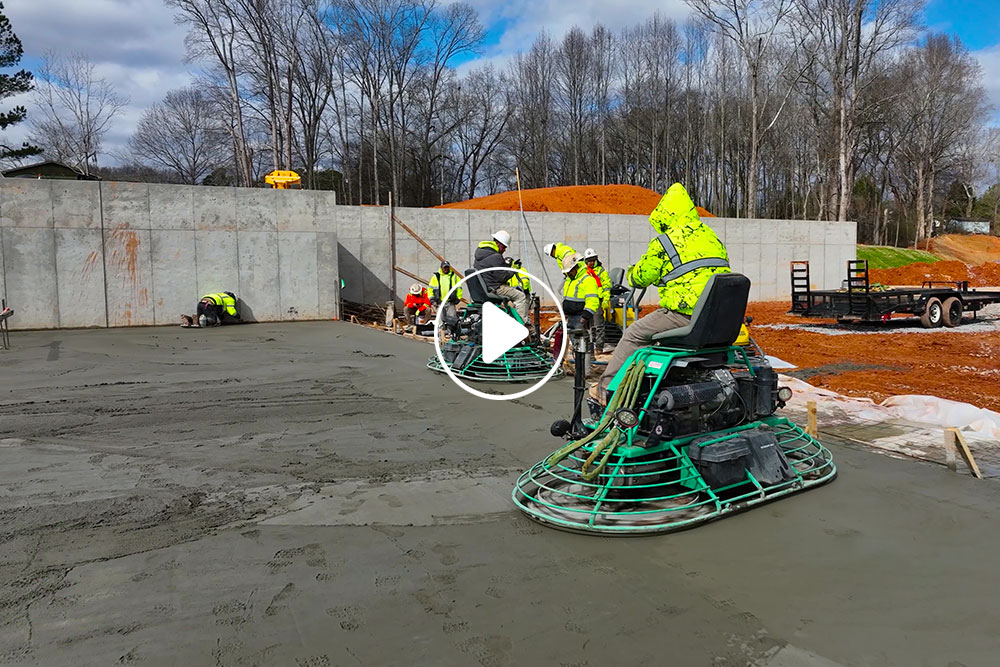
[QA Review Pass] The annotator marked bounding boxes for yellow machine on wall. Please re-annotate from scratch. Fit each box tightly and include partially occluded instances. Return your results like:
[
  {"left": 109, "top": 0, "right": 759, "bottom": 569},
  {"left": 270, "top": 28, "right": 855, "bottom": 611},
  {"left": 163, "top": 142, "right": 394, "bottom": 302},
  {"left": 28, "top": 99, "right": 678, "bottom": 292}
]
[{"left": 265, "top": 170, "right": 301, "bottom": 189}]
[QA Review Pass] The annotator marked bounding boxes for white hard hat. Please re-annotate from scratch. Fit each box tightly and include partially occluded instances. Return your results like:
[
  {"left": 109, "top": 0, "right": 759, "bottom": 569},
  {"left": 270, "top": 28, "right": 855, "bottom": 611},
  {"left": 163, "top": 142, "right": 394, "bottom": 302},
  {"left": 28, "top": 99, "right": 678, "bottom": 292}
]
[
  {"left": 492, "top": 229, "right": 511, "bottom": 247},
  {"left": 584, "top": 248, "right": 598, "bottom": 260},
  {"left": 409, "top": 283, "right": 422, "bottom": 295},
  {"left": 561, "top": 253, "right": 582, "bottom": 274},
  {"left": 543, "top": 243, "right": 555, "bottom": 256}
]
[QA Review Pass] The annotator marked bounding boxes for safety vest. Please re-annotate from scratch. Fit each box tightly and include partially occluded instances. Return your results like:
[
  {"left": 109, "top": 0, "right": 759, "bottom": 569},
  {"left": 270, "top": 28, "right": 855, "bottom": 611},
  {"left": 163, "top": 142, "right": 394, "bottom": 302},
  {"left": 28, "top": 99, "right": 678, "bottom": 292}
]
[
  {"left": 562, "top": 269, "right": 601, "bottom": 316},
  {"left": 202, "top": 292, "right": 237, "bottom": 317},
  {"left": 508, "top": 269, "right": 532, "bottom": 294},
  {"left": 587, "top": 264, "right": 611, "bottom": 308},
  {"left": 626, "top": 184, "right": 729, "bottom": 315},
  {"left": 552, "top": 243, "right": 578, "bottom": 271},
  {"left": 429, "top": 270, "right": 463, "bottom": 303}
]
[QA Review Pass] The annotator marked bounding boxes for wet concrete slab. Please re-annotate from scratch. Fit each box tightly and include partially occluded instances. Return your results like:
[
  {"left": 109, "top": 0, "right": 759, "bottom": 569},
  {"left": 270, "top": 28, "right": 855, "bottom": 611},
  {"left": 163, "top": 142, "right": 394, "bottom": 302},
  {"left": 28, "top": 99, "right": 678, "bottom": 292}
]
[{"left": 1, "top": 322, "right": 999, "bottom": 666}]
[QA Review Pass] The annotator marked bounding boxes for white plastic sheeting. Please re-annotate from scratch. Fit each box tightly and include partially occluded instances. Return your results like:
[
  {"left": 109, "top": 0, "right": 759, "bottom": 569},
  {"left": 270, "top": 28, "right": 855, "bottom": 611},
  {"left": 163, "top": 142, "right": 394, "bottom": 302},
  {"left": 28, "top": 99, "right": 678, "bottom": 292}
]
[{"left": 779, "top": 375, "right": 1000, "bottom": 440}]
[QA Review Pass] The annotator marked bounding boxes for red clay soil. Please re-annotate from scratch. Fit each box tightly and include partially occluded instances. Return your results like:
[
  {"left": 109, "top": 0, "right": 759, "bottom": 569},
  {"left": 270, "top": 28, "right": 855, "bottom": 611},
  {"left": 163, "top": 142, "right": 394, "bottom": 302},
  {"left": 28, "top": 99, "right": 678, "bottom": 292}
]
[
  {"left": 870, "top": 260, "right": 1000, "bottom": 287},
  {"left": 439, "top": 184, "right": 714, "bottom": 218},
  {"left": 929, "top": 234, "right": 1000, "bottom": 264},
  {"left": 745, "top": 302, "right": 1000, "bottom": 412}
]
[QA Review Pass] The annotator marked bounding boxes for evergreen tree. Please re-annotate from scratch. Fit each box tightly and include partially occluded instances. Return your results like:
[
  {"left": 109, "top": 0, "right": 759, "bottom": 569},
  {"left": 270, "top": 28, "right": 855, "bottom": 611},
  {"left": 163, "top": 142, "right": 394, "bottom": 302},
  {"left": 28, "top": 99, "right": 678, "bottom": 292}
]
[{"left": 0, "top": 1, "right": 40, "bottom": 162}]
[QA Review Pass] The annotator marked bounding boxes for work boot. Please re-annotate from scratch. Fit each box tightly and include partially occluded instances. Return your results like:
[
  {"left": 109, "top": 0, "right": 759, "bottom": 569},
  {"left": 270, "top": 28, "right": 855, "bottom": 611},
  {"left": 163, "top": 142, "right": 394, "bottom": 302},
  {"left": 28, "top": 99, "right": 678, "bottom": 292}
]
[{"left": 588, "top": 382, "right": 606, "bottom": 409}]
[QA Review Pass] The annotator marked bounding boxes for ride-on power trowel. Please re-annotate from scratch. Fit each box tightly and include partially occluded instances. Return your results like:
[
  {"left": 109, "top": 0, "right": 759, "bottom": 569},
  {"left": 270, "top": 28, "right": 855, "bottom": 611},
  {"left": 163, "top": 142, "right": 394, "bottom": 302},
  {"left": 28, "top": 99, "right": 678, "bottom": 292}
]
[
  {"left": 427, "top": 269, "right": 559, "bottom": 382},
  {"left": 513, "top": 273, "right": 836, "bottom": 535}
]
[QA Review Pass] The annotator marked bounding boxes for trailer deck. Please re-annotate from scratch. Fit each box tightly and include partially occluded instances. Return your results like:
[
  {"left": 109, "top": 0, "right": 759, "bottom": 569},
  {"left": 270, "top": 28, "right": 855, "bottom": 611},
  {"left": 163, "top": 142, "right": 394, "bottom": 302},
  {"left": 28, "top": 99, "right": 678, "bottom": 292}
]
[{"left": 790, "top": 259, "right": 1000, "bottom": 327}]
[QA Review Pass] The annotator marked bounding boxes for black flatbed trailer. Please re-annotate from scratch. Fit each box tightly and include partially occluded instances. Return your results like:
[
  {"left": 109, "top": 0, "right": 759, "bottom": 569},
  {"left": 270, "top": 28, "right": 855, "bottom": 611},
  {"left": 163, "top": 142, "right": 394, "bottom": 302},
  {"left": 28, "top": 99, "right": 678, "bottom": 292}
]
[{"left": 789, "top": 259, "right": 1000, "bottom": 328}]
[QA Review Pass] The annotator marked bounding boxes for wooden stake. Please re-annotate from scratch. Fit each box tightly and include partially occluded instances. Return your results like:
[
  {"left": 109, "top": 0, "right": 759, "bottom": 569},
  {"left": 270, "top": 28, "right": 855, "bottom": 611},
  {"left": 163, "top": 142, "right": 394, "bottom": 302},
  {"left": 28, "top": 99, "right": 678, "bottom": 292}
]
[
  {"left": 806, "top": 401, "right": 818, "bottom": 438},
  {"left": 945, "top": 428, "right": 983, "bottom": 479}
]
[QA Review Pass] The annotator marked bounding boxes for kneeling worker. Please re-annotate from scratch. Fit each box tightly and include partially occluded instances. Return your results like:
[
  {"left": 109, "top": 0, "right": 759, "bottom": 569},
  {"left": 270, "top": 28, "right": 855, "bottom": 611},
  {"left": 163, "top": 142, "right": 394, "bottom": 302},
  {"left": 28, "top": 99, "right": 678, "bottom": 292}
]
[
  {"left": 429, "top": 260, "right": 463, "bottom": 324},
  {"left": 404, "top": 283, "right": 431, "bottom": 329},
  {"left": 591, "top": 183, "right": 729, "bottom": 405},
  {"left": 181, "top": 291, "right": 241, "bottom": 327},
  {"left": 473, "top": 230, "right": 528, "bottom": 322}
]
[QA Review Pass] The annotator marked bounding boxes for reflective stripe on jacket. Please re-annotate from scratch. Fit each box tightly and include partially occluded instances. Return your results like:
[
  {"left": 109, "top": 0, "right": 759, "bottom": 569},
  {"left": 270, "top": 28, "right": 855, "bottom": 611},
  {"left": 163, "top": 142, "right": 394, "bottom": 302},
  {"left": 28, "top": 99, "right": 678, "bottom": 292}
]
[
  {"left": 202, "top": 292, "right": 238, "bottom": 317},
  {"left": 587, "top": 264, "right": 611, "bottom": 307},
  {"left": 561, "top": 270, "right": 601, "bottom": 316},
  {"left": 508, "top": 270, "right": 532, "bottom": 294},
  {"left": 405, "top": 289, "right": 430, "bottom": 312},
  {"left": 626, "top": 183, "right": 729, "bottom": 315},
  {"left": 429, "top": 270, "right": 463, "bottom": 303}
]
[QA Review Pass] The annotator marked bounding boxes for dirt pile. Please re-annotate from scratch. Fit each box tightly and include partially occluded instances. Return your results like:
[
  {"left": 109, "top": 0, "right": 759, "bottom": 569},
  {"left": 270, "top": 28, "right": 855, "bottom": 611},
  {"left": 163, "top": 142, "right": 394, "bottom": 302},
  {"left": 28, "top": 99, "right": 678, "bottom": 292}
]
[
  {"left": 869, "top": 259, "right": 1000, "bottom": 287},
  {"left": 747, "top": 301, "right": 1000, "bottom": 411},
  {"left": 869, "top": 260, "right": 972, "bottom": 285},
  {"left": 929, "top": 234, "right": 1000, "bottom": 264},
  {"left": 439, "top": 184, "right": 714, "bottom": 217}
]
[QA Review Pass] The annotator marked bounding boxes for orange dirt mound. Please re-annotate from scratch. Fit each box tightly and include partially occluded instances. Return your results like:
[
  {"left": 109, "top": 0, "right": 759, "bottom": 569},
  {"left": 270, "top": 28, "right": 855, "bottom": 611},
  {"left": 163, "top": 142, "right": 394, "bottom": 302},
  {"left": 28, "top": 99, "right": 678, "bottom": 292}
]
[
  {"left": 929, "top": 234, "right": 1000, "bottom": 264},
  {"left": 438, "top": 184, "right": 714, "bottom": 218},
  {"left": 870, "top": 259, "right": 1000, "bottom": 287},
  {"left": 870, "top": 260, "right": 971, "bottom": 285}
]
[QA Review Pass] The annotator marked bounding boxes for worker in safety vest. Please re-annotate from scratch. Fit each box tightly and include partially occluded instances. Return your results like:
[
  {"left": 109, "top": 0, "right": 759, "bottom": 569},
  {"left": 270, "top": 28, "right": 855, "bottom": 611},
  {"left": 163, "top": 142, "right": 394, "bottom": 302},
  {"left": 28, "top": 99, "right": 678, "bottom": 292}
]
[
  {"left": 543, "top": 242, "right": 579, "bottom": 271},
  {"left": 429, "top": 260, "right": 463, "bottom": 326},
  {"left": 473, "top": 230, "right": 528, "bottom": 322},
  {"left": 560, "top": 253, "right": 601, "bottom": 331},
  {"left": 404, "top": 283, "right": 431, "bottom": 330},
  {"left": 181, "top": 291, "right": 240, "bottom": 327},
  {"left": 592, "top": 183, "right": 730, "bottom": 405},
  {"left": 583, "top": 248, "right": 611, "bottom": 352},
  {"left": 506, "top": 258, "right": 532, "bottom": 296}
]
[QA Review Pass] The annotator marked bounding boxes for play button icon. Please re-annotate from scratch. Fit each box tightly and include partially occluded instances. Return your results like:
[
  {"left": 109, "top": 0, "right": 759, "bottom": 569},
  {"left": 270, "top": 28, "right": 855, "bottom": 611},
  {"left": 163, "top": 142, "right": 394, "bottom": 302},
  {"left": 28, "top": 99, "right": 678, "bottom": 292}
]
[
  {"left": 432, "top": 267, "right": 568, "bottom": 401},
  {"left": 481, "top": 301, "right": 529, "bottom": 363}
]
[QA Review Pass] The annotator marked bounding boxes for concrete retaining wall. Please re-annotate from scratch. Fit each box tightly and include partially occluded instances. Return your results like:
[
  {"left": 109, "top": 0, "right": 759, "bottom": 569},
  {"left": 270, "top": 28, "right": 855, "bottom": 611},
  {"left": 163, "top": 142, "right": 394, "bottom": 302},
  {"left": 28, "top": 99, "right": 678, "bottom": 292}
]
[
  {"left": 0, "top": 180, "right": 340, "bottom": 330},
  {"left": 1, "top": 177, "right": 855, "bottom": 329},
  {"left": 368, "top": 208, "right": 857, "bottom": 306}
]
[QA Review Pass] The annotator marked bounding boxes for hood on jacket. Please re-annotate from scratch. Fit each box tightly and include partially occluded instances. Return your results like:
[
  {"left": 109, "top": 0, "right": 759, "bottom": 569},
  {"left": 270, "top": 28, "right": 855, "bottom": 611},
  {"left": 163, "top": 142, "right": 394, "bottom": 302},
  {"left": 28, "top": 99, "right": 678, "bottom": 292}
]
[{"left": 648, "top": 183, "right": 700, "bottom": 234}]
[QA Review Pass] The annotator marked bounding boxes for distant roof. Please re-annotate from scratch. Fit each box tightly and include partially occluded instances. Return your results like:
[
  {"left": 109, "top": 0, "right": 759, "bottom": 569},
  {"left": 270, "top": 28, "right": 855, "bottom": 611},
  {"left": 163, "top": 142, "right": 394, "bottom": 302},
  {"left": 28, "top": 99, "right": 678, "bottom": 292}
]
[{"left": 2, "top": 160, "right": 101, "bottom": 181}]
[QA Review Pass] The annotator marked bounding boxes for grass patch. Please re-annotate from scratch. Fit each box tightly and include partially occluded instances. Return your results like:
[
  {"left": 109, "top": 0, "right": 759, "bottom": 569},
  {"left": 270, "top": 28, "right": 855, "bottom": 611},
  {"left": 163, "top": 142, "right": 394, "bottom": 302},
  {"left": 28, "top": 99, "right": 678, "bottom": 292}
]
[{"left": 857, "top": 245, "right": 940, "bottom": 269}]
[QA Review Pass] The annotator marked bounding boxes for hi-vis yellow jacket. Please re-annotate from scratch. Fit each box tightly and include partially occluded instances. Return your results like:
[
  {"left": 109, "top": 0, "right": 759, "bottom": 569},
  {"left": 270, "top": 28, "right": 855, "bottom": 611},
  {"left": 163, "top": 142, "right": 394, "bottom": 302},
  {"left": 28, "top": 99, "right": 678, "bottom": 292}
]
[
  {"left": 562, "top": 268, "right": 601, "bottom": 316},
  {"left": 551, "top": 243, "right": 578, "bottom": 271},
  {"left": 429, "top": 270, "right": 463, "bottom": 303},
  {"left": 202, "top": 292, "right": 237, "bottom": 317},
  {"left": 626, "top": 184, "right": 729, "bottom": 315}
]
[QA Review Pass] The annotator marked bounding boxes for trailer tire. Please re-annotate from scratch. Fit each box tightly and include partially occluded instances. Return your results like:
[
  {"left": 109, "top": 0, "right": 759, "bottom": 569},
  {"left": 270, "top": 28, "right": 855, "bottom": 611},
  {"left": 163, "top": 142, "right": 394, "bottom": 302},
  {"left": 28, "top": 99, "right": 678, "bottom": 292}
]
[
  {"left": 920, "top": 297, "right": 944, "bottom": 328},
  {"left": 942, "top": 297, "right": 963, "bottom": 327}
]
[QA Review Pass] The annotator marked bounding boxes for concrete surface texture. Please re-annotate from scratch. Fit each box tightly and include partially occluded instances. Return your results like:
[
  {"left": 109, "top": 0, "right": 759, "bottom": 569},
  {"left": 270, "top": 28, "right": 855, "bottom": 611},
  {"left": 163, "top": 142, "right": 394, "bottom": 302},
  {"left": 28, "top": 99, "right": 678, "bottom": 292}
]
[
  {"left": 0, "top": 180, "right": 340, "bottom": 329},
  {"left": 1, "top": 323, "right": 998, "bottom": 666}
]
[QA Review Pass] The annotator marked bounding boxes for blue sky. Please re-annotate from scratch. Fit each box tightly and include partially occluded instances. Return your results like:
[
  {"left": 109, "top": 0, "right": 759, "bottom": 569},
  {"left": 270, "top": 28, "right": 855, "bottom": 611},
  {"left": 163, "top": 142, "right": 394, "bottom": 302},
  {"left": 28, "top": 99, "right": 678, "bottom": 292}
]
[{"left": 2, "top": 0, "right": 998, "bottom": 161}]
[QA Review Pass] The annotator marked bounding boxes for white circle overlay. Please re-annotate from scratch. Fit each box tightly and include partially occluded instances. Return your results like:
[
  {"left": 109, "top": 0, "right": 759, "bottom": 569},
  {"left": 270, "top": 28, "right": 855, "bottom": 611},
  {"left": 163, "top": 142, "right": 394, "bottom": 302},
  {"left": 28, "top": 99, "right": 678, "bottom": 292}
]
[{"left": 433, "top": 266, "right": 568, "bottom": 401}]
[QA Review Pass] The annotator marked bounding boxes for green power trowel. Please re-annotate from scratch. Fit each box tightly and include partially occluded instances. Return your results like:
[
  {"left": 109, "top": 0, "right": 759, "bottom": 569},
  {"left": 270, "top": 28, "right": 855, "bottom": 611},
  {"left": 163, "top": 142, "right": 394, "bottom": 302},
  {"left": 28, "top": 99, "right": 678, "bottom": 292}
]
[
  {"left": 428, "top": 269, "right": 560, "bottom": 382},
  {"left": 513, "top": 273, "right": 836, "bottom": 535}
]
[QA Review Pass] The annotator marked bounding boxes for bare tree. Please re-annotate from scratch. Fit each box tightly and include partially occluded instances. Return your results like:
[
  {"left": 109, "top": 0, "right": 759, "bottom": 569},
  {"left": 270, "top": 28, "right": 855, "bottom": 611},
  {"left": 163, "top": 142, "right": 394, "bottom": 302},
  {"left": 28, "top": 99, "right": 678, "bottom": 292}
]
[
  {"left": 167, "top": 0, "right": 254, "bottom": 186},
  {"left": 128, "top": 87, "right": 226, "bottom": 184},
  {"left": 28, "top": 52, "right": 128, "bottom": 175},
  {"left": 685, "top": 0, "right": 796, "bottom": 216},
  {"left": 793, "top": 0, "right": 920, "bottom": 221}
]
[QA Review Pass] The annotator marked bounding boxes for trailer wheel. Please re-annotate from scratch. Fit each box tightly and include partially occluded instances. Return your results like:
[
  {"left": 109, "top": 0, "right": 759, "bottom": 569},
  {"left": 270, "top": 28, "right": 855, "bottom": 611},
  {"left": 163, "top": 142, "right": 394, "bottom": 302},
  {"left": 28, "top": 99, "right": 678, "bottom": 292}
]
[
  {"left": 920, "top": 297, "right": 944, "bottom": 328},
  {"left": 942, "top": 297, "right": 963, "bottom": 327}
]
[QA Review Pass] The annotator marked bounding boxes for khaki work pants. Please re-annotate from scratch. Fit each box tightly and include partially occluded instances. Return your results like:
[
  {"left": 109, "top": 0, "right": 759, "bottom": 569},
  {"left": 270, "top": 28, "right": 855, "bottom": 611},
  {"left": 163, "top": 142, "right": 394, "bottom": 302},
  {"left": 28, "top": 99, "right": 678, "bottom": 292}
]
[
  {"left": 598, "top": 308, "right": 690, "bottom": 393},
  {"left": 494, "top": 284, "right": 529, "bottom": 323}
]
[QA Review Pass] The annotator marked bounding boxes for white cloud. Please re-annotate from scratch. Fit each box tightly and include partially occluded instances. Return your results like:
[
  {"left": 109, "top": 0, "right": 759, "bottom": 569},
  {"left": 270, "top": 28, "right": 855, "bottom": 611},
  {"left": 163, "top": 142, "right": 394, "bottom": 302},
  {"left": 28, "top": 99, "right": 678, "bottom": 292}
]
[
  {"left": 463, "top": 0, "right": 692, "bottom": 66},
  {"left": 972, "top": 43, "right": 1000, "bottom": 125},
  {"left": 4, "top": 0, "right": 194, "bottom": 163}
]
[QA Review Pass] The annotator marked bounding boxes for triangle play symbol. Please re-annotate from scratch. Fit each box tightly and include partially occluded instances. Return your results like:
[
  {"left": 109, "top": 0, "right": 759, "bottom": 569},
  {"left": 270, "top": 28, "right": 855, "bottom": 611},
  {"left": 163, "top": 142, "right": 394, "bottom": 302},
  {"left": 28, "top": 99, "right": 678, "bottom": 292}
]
[{"left": 482, "top": 301, "right": 528, "bottom": 363}]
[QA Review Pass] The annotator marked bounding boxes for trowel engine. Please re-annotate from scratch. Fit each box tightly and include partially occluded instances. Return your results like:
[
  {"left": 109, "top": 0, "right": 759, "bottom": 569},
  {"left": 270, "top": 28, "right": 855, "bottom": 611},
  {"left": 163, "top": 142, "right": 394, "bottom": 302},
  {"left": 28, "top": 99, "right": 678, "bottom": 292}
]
[{"left": 642, "top": 363, "right": 790, "bottom": 447}]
